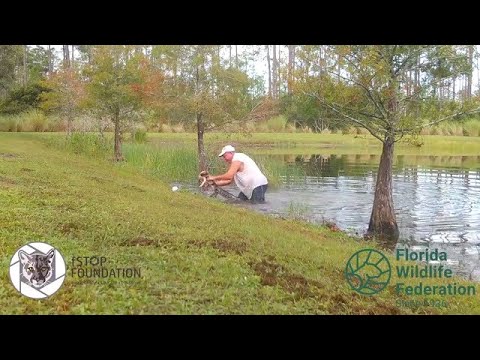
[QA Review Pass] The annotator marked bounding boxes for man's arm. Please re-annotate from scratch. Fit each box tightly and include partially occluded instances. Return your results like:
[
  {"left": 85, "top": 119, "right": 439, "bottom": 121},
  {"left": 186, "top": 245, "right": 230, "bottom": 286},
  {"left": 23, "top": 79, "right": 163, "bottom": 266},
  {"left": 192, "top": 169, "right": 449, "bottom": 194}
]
[
  {"left": 213, "top": 179, "right": 232, "bottom": 186},
  {"left": 209, "top": 161, "right": 242, "bottom": 182}
]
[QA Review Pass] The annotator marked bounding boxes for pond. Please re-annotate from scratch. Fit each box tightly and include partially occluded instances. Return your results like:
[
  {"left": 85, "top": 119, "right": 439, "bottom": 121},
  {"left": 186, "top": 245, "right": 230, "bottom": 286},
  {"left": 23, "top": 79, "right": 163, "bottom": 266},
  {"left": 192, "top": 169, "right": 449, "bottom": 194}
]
[{"left": 195, "top": 153, "right": 480, "bottom": 281}]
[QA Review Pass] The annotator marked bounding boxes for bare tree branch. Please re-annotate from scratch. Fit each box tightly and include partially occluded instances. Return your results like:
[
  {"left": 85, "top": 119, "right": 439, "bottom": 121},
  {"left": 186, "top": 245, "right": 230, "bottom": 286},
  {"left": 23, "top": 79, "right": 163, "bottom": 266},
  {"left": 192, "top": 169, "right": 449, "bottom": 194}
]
[
  {"left": 304, "top": 91, "right": 385, "bottom": 141},
  {"left": 322, "top": 66, "right": 389, "bottom": 124}
]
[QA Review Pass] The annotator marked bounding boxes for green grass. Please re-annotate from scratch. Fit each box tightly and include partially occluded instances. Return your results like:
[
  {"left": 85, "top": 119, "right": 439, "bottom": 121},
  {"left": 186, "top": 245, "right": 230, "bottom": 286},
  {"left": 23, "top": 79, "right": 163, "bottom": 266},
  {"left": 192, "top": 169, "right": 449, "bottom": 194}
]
[
  {"left": 44, "top": 133, "right": 297, "bottom": 187},
  {"left": 1, "top": 132, "right": 480, "bottom": 314},
  {"left": 144, "top": 132, "right": 480, "bottom": 156},
  {"left": 26, "top": 131, "right": 480, "bottom": 156},
  {"left": 123, "top": 143, "right": 199, "bottom": 182}
]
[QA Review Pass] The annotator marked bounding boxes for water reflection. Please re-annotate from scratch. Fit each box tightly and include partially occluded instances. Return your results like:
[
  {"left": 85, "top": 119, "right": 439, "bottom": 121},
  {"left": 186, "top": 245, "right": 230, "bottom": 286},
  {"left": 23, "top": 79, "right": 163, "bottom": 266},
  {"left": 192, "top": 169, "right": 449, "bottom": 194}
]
[{"left": 270, "top": 153, "right": 480, "bottom": 176}]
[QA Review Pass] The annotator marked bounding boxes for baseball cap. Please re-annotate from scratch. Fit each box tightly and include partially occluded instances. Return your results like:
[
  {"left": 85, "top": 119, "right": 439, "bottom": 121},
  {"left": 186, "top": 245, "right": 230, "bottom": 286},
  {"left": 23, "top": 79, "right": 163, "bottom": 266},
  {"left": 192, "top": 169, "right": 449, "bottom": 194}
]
[{"left": 218, "top": 145, "right": 235, "bottom": 157}]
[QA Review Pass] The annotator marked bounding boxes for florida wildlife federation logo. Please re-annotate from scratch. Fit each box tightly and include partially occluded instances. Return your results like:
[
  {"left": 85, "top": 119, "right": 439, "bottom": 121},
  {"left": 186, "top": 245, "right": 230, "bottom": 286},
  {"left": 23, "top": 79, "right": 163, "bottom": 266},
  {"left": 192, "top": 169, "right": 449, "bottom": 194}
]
[
  {"left": 345, "top": 249, "right": 391, "bottom": 295},
  {"left": 9, "top": 242, "right": 66, "bottom": 299}
]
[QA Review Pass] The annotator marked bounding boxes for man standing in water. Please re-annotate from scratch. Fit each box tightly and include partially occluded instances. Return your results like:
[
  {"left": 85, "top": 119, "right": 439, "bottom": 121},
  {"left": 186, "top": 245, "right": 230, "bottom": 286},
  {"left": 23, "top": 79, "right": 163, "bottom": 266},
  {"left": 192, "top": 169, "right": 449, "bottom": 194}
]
[{"left": 207, "top": 145, "right": 268, "bottom": 203}]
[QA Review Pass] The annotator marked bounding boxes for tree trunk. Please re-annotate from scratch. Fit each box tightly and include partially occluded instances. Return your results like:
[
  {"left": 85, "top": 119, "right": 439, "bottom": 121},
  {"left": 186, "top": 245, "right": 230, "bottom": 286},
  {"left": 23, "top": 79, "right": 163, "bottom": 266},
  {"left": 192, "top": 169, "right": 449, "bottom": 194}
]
[
  {"left": 71, "top": 45, "right": 75, "bottom": 67},
  {"left": 287, "top": 45, "right": 295, "bottom": 96},
  {"left": 63, "top": 45, "right": 70, "bottom": 68},
  {"left": 266, "top": 45, "right": 272, "bottom": 98},
  {"left": 47, "top": 45, "right": 53, "bottom": 74},
  {"left": 318, "top": 46, "right": 323, "bottom": 76},
  {"left": 173, "top": 47, "right": 178, "bottom": 88},
  {"left": 277, "top": 45, "right": 281, "bottom": 97},
  {"left": 414, "top": 54, "right": 420, "bottom": 116},
  {"left": 235, "top": 45, "right": 238, "bottom": 68},
  {"left": 113, "top": 112, "right": 123, "bottom": 162},
  {"left": 272, "top": 45, "right": 277, "bottom": 99},
  {"left": 337, "top": 53, "right": 341, "bottom": 80},
  {"left": 67, "top": 114, "right": 72, "bottom": 136},
  {"left": 194, "top": 61, "right": 207, "bottom": 172},
  {"left": 367, "top": 137, "right": 399, "bottom": 243},
  {"left": 23, "top": 45, "right": 28, "bottom": 88},
  {"left": 453, "top": 75, "right": 456, "bottom": 101},
  {"left": 405, "top": 70, "right": 410, "bottom": 97},
  {"left": 197, "top": 112, "right": 207, "bottom": 172},
  {"left": 467, "top": 45, "right": 473, "bottom": 99},
  {"left": 477, "top": 54, "right": 480, "bottom": 94},
  {"left": 477, "top": 53, "right": 480, "bottom": 94}
]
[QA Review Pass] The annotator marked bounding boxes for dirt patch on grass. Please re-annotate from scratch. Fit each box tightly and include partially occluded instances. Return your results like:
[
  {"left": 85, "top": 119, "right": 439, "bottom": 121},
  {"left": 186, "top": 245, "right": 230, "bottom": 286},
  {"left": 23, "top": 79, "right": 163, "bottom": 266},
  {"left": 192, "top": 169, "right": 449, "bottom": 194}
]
[
  {"left": 0, "top": 153, "right": 18, "bottom": 158},
  {"left": 58, "top": 222, "right": 79, "bottom": 234},
  {"left": 0, "top": 175, "right": 17, "bottom": 187},
  {"left": 125, "top": 236, "right": 156, "bottom": 246},
  {"left": 89, "top": 176, "right": 109, "bottom": 183},
  {"left": 122, "top": 184, "right": 146, "bottom": 192},
  {"left": 250, "top": 258, "right": 322, "bottom": 300},
  {"left": 212, "top": 240, "right": 247, "bottom": 255},
  {"left": 122, "top": 234, "right": 177, "bottom": 248}
]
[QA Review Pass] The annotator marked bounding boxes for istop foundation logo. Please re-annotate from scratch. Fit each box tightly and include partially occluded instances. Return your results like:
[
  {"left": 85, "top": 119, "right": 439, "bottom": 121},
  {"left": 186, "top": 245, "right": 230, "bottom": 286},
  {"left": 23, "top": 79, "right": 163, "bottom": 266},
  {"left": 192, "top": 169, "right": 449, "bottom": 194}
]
[{"left": 9, "top": 242, "right": 66, "bottom": 299}]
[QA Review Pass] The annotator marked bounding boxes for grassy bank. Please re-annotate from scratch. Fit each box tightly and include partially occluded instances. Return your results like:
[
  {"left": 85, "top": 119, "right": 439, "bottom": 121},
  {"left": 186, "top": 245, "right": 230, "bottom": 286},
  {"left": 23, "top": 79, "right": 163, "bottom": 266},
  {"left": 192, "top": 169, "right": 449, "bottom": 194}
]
[
  {"left": 44, "top": 133, "right": 301, "bottom": 188},
  {"left": 27, "top": 131, "right": 480, "bottom": 156},
  {"left": 1, "top": 133, "right": 480, "bottom": 314},
  {"left": 145, "top": 133, "right": 480, "bottom": 156}
]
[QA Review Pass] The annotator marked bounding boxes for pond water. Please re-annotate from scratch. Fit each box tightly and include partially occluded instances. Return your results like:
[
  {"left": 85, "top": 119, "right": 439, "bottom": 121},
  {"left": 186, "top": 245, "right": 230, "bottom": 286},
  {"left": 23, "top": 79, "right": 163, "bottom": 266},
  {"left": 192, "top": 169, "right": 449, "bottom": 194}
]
[{"left": 189, "top": 153, "right": 480, "bottom": 281}]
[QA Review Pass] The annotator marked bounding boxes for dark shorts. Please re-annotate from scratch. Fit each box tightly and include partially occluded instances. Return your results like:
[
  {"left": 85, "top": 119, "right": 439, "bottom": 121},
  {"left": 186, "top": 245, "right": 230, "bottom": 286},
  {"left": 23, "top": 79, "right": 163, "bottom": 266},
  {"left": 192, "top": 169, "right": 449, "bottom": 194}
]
[{"left": 238, "top": 184, "right": 268, "bottom": 203}]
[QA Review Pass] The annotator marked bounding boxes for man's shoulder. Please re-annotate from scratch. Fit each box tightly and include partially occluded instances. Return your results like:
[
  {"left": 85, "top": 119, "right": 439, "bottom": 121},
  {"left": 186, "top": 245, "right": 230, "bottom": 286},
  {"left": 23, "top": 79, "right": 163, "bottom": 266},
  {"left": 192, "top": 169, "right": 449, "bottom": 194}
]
[{"left": 233, "top": 152, "right": 248, "bottom": 161}]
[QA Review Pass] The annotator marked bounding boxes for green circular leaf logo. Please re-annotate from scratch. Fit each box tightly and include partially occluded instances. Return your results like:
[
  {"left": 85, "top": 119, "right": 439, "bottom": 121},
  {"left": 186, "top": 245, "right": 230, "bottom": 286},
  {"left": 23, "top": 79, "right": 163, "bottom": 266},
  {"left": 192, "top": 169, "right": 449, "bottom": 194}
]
[{"left": 345, "top": 249, "right": 391, "bottom": 295}]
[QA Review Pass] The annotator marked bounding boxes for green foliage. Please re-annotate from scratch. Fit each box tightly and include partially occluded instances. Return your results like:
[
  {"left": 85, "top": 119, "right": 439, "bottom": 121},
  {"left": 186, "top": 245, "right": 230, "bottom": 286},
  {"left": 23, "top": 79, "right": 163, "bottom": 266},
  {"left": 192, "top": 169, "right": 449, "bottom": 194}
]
[
  {"left": 266, "top": 115, "right": 288, "bottom": 132},
  {"left": 132, "top": 129, "right": 147, "bottom": 143},
  {"left": 40, "top": 68, "right": 85, "bottom": 123},
  {"left": 0, "top": 82, "right": 51, "bottom": 114},
  {"left": 26, "top": 46, "right": 51, "bottom": 83},
  {"left": 461, "top": 119, "right": 480, "bottom": 136},
  {"left": 294, "top": 46, "right": 480, "bottom": 142},
  {"left": 81, "top": 46, "right": 158, "bottom": 160},
  {"left": 123, "top": 144, "right": 198, "bottom": 181},
  {"left": 281, "top": 79, "right": 351, "bottom": 133},
  {"left": 49, "top": 132, "right": 111, "bottom": 158},
  {"left": 83, "top": 46, "right": 147, "bottom": 122},
  {"left": 150, "top": 45, "right": 257, "bottom": 128},
  {"left": 0, "top": 45, "right": 23, "bottom": 97}
]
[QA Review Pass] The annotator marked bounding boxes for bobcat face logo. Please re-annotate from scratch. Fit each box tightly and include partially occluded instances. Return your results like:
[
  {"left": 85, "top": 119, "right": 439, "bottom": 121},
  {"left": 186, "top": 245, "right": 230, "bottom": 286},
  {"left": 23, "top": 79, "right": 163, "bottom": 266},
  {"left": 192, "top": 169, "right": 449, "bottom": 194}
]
[
  {"left": 10, "top": 242, "right": 66, "bottom": 299},
  {"left": 18, "top": 249, "right": 55, "bottom": 288}
]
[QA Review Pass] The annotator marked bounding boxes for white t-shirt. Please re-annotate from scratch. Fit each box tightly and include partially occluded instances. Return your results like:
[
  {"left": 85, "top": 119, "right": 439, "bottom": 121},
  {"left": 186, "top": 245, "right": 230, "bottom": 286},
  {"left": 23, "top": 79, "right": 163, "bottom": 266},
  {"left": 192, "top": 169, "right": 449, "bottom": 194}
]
[{"left": 232, "top": 153, "right": 268, "bottom": 199}]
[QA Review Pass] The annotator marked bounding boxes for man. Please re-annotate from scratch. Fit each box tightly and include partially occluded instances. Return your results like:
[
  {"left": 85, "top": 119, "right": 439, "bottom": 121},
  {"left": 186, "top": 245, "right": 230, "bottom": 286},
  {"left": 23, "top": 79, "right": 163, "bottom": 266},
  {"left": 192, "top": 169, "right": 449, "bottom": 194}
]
[{"left": 207, "top": 145, "right": 268, "bottom": 203}]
